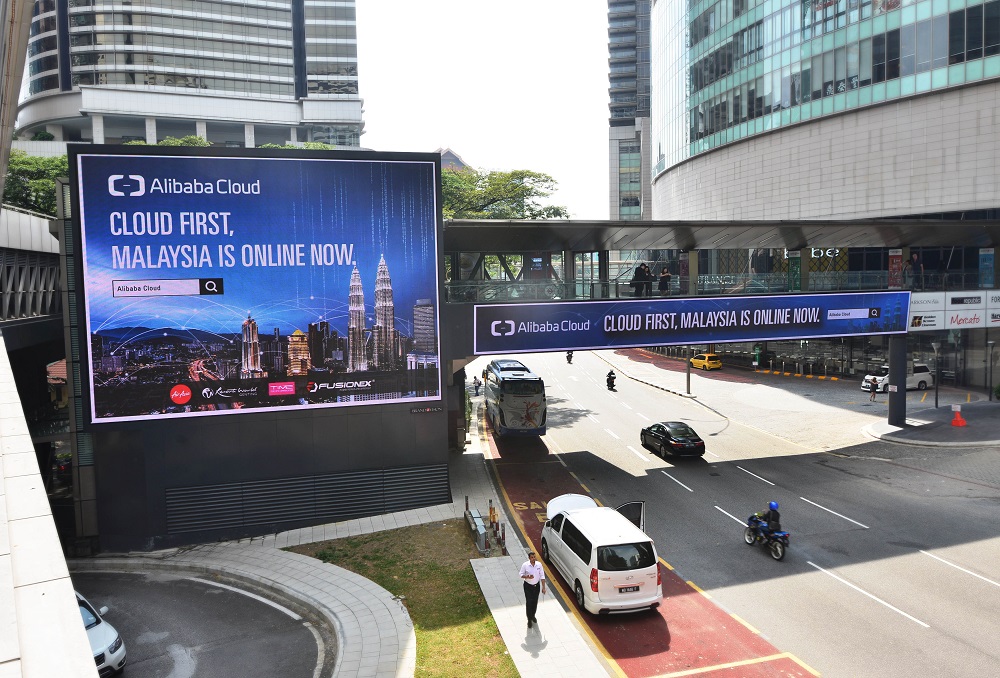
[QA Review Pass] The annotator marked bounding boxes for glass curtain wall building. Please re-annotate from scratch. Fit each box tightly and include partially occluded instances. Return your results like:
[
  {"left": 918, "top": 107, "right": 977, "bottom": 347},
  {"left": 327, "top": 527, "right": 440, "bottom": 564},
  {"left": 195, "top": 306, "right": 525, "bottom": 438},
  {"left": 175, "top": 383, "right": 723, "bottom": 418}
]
[
  {"left": 651, "top": 0, "right": 1000, "bottom": 221},
  {"left": 17, "top": 0, "right": 363, "bottom": 146}
]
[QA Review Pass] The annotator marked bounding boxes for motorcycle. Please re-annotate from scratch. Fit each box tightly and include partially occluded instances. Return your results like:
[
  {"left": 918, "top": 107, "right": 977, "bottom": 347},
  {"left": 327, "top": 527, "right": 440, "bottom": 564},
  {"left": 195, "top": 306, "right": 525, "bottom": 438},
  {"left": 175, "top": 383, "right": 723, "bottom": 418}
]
[
  {"left": 566, "top": 351, "right": 573, "bottom": 364},
  {"left": 606, "top": 373, "right": 616, "bottom": 391},
  {"left": 743, "top": 514, "right": 790, "bottom": 561}
]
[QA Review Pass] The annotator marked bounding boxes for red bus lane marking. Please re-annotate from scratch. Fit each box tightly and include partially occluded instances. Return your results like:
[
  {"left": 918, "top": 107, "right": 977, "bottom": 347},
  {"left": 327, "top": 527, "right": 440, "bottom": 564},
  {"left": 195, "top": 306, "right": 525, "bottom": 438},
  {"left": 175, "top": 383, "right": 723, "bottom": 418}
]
[{"left": 486, "top": 423, "right": 818, "bottom": 677}]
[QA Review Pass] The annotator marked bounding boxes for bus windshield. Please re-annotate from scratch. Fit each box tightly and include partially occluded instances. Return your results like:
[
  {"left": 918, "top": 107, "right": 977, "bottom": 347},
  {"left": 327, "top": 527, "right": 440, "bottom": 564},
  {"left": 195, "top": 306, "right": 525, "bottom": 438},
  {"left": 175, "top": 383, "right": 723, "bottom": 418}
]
[{"left": 502, "top": 380, "right": 544, "bottom": 396}]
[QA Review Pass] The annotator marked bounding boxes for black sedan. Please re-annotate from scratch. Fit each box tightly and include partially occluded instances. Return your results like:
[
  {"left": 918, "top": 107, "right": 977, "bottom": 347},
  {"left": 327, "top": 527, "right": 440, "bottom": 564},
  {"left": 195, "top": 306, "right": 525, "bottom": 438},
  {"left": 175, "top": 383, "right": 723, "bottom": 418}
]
[{"left": 640, "top": 421, "right": 706, "bottom": 457}]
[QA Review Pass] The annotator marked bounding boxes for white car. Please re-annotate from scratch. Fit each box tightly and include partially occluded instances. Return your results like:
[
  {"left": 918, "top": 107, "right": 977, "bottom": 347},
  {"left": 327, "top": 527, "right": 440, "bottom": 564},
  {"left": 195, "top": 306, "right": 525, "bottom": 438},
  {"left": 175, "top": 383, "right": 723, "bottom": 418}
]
[
  {"left": 862, "top": 363, "right": 934, "bottom": 392},
  {"left": 77, "top": 591, "right": 127, "bottom": 676}
]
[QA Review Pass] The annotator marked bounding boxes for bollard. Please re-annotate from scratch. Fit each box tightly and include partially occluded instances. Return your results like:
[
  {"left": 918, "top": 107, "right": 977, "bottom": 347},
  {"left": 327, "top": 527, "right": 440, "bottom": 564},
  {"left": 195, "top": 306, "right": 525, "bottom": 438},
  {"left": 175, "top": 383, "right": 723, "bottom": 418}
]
[
  {"left": 465, "top": 495, "right": 469, "bottom": 512},
  {"left": 484, "top": 532, "right": 490, "bottom": 554},
  {"left": 500, "top": 523, "right": 507, "bottom": 555}
]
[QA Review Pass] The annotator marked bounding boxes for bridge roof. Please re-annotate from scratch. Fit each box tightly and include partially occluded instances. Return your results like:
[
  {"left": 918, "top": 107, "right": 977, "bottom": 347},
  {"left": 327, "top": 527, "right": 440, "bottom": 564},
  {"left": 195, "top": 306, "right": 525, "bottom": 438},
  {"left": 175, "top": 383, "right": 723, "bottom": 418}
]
[{"left": 443, "top": 219, "right": 1000, "bottom": 252}]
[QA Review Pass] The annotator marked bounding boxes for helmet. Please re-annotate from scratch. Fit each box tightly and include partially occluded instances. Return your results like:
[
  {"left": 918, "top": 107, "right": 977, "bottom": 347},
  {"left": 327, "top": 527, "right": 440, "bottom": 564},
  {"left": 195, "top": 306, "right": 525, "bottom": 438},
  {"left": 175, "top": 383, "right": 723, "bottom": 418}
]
[{"left": 769, "top": 501, "right": 779, "bottom": 511}]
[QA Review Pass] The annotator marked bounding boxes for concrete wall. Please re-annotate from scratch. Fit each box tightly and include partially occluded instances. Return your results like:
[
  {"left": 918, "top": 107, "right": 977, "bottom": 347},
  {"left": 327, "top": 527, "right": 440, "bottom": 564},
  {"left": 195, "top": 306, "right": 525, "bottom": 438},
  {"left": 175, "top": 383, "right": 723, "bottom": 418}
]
[{"left": 652, "top": 80, "right": 1000, "bottom": 221}]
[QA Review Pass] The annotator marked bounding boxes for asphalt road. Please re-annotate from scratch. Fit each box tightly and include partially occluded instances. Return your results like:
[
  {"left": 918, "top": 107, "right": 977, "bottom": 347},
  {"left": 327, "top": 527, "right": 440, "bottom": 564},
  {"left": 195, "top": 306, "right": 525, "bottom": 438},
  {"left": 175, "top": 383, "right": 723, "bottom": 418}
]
[
  {"left": 72, "top": 571, "right": 323, "bottom": 678},
  {"left": 472, "top": 350, "right": 1000, "bottom": 678}
]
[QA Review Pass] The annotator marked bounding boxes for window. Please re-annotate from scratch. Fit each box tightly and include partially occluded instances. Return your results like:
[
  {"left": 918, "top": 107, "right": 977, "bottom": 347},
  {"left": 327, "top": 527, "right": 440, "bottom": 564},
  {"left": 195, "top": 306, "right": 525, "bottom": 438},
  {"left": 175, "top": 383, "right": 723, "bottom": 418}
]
[
  {"left": 900, "top": 23, "right": 915, "bottom": 76},
  {"left": 986, "top": 1, "right": 1000, "bottom": 56},
  {"left": 860, "top": 38, "right": 872, "bottom": 86},
  {"left": 915, "top": 20, "right": 931, "bottom": 72},
  {"left": 950, "top": 10, "right": 966, "bottom": 64},
  {"left": 560, "top": 520, "right": 592, "bottom": 564},
  {"left": 933, "top": 15, "right": 949, "bottom": 68},
  {"left": 549, "top": 513, "right": 564, "bottom": 532},
  {"left": 967, "top": 5, "right": 984, "bottom": 61},
  {"left": 873, "top": 33, "right": 886, "bottom": 83},
  {"left": 597, "top": 543, "right": 656, "bottom": 571},
  {"left": 886, "top": 28, "right": 900, "bottom": 79}
]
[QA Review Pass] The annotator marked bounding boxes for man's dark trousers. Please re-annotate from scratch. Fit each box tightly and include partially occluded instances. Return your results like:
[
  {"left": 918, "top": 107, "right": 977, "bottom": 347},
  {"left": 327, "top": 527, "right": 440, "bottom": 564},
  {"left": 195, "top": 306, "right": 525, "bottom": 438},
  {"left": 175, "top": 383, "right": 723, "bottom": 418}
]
[{"left": 523, "top": 581, "right": 540, "bottom": 621}]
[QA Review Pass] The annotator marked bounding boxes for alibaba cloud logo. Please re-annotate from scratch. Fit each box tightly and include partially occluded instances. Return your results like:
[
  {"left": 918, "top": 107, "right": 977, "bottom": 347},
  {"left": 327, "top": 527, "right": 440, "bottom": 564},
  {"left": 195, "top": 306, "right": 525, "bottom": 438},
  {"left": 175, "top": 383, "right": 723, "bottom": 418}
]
[
  {"left": 490, "top": 320, "right": 515, "bottom": 336},
  {"left": 108, "top": 174, "right": 146, "bottom": 196}
]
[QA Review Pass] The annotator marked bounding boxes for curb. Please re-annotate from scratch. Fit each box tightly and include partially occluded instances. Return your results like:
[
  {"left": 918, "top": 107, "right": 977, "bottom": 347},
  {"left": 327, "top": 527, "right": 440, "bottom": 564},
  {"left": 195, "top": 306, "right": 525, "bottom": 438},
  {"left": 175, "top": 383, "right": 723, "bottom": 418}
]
[{"left": 862, "top": 424, "right": 1000, "bottom": 448}]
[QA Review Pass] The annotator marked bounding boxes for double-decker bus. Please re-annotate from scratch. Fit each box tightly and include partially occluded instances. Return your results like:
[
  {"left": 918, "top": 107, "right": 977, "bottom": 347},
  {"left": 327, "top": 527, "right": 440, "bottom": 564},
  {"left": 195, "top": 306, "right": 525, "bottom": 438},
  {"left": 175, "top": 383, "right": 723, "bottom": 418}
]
[{"left": 482, "top": 358, "right": 547, "bottom": 436}]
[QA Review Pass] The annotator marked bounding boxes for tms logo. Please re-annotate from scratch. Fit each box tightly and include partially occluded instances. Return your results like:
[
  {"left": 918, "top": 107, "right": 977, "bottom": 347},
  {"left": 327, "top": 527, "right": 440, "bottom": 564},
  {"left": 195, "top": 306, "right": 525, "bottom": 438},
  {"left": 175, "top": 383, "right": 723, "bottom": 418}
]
[
  {"left": 268, "top": 382, "right": 295, "bottom": 396},
  {"left": 307, "top": 380, "right": 374, "bottom": 393},
  {"left": 491, "top": 320, "right": 515, "bottom": 336},
  {"left": 169, "top": 384, "right": 192, "bottom": 405},
  {"left": 108, "top": 174, "right": 146, "bottom": 196}
]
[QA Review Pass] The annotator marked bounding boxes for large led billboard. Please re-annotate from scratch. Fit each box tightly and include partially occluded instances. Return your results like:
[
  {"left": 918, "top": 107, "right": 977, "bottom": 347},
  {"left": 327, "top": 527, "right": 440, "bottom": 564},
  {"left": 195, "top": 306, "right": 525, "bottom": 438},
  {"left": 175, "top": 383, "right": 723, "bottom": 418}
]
[
  {"left": 475, "top": 291, "right": 910, "bottom": 353},
  {"left": 72, "top": 147, "right": 441, "bottom": 424}
]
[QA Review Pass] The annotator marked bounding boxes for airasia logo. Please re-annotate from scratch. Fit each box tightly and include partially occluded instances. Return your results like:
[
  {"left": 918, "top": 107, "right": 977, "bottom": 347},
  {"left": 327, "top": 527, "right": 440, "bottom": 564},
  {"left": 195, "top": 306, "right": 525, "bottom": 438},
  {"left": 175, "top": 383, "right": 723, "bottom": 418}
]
[{"left": 169, "top": 384, "right": 192, "bottom": 404}]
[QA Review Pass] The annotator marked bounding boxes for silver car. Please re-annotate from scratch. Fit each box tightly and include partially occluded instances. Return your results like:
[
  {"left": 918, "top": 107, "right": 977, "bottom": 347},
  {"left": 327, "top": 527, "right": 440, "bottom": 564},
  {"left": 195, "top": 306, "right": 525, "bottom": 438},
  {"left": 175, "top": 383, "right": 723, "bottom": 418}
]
[{"left": 77, "top": 591, "right": 127, "bottom": 676}]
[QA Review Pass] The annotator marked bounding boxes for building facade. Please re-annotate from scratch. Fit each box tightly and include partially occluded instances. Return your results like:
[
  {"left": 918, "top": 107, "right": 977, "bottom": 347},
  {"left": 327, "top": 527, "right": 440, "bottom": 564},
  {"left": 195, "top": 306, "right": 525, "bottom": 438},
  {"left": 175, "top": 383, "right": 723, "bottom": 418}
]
[
  {"left": 17, "top": 0, "right": 364, "bottom": 146},
  {"left": 651, "top": 0, "right": 1000, "bottom": 222}
]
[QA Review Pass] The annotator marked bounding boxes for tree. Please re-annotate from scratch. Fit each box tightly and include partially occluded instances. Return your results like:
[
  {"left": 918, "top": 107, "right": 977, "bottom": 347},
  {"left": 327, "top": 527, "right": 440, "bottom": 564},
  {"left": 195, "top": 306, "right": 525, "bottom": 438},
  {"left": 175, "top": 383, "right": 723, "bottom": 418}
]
[
  {"left": 2, "top": 150, "right": 68, "bottom": 216},
  {"left": 124, "top": 135, "right": 212, "bottom": 147},
  {"left": 442, "top": 167, "right": 568, "bottom": 220}
]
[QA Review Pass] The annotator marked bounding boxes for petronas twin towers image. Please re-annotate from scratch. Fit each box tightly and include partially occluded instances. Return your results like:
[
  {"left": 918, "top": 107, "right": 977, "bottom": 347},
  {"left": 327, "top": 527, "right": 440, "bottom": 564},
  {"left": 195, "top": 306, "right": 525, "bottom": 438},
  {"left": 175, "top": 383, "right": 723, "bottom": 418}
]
[{"left": 349, "top": 255, "right": 400, "bottom": 372}]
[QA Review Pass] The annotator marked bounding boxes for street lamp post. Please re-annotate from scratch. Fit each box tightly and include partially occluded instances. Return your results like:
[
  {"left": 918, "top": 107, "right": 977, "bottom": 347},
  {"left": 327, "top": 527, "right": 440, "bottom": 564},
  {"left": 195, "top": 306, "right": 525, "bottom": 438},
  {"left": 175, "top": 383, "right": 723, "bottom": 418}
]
[
  {"left": 989, "top": 341, "right": 996, "bottom": 402},
  {"left": 931, "top": 341, "right": 941, "bottom": 409}
]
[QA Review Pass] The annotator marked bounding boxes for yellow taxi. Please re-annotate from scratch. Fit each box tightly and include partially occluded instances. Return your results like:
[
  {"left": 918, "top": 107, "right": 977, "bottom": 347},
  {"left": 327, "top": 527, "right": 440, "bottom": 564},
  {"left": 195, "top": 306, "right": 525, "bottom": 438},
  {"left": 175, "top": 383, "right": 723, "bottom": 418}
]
[{"left": 690, "top": 353, "right": 722, "bottom": 370}]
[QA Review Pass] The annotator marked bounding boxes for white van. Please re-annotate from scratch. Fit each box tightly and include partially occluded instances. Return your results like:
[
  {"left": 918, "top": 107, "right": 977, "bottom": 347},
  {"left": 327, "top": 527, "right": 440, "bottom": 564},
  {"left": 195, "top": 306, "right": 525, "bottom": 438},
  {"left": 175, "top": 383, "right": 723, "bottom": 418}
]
[
  {"left": 862, "top": 363, "right": 934, "bottom": 392},
  {"left": 540, "top": 493, "right": 662, "bottom": 615}
]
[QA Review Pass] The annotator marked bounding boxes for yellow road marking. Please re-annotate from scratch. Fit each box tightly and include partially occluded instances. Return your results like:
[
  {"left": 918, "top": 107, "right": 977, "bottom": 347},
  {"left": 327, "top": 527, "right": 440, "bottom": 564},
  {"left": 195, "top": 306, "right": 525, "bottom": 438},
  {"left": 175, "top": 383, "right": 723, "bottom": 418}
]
[
  {"left": 920, "top": 392, "right": 928, "bottom": 402},
  {"left": 729, "top": 613, "right": 760, "bottom": 634},
  {"left": 654, "top": 652, "right": 821, "bottom": 677},
  {"left": 686, "top": 581, "right": 710, "bottom": 598},
  {"left": 967, "top": 392, "right": 971, "bottom": 402},
  {"left": 658, "top": 556, "right": 675, "bottom": 571}
]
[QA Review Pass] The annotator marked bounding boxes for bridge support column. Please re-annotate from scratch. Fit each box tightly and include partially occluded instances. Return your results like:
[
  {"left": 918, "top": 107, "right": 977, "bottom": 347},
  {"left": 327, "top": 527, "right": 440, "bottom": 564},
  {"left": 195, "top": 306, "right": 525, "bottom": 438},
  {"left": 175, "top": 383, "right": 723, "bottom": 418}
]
[
  {"left": 888, "top": 334, "right": 907, "bottom": 427},
  {"left": 679, "top": 251, "right": 698, "bottom": 295}
]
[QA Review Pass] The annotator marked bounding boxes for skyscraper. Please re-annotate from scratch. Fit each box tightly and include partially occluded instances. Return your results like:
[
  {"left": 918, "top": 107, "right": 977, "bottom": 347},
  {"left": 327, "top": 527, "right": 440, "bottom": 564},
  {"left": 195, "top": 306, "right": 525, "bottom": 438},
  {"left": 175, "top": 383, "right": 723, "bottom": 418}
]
[
  {"left": 347, "top": 265, "right": 367, "bottom": 372},
  {"left": 241, "top": 312, "right": 265, "bottom": 379},
  {"left": 608, "top": 1, "right": 652, "bottom": 221},
  {"left": 308, "top": 321, "right": 330, "bottom": 370},
  {"left": 412, "top": 299, "right": 436, "bottom": 354},
  {"left": 17, "top": 0, "right": 363, "bottom": 147},
  {"left": 372, "top": 255, "right": 396, "bottom": 370},
  {"left": 286, "top": 330, "right": 310, "bottom": 376}
]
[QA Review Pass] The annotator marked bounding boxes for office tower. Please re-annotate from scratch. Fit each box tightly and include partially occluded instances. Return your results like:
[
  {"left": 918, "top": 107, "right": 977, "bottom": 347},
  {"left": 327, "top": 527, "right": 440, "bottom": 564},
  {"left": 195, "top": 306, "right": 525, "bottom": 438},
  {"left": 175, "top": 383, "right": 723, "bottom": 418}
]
[
  {"left": 608, "top": 1, "right": 652, "bottom": 221},
  {"left": 286, "top": 329, "right": 311, "bottom": 376},
  {"left": 347, "top": 265, "right": 367, "bottom": 372},
  {"left": 372, "top": 255, "right": 396, "bottom": 370},
  {"left": 412, "top": 299, "right": 435, "bottom": 354},
  {"left": 17, "top": 0, "right": 364, "bottom": 147},
  {"left": 241, "top": 312, "right": 265, "bottom": 379},
  {"left": 308, "top": 321, "right": 330, "bottom": 369}
]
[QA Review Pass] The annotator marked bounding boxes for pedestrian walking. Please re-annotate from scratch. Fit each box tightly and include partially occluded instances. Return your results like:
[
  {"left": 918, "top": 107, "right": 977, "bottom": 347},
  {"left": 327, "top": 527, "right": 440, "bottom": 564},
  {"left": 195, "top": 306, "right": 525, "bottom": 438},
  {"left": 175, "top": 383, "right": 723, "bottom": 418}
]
[
  {"left": 472, "top": 376, "right": 481, "bottom": 396},
  {"left": 519, "top": 551, "right": 546, "bottom": 628},
  {"left": 869, "top": 381, "right": 877, "bottom": 402},
  {"left": 658, "top": 266, "right": 672, "bottom": 296}
]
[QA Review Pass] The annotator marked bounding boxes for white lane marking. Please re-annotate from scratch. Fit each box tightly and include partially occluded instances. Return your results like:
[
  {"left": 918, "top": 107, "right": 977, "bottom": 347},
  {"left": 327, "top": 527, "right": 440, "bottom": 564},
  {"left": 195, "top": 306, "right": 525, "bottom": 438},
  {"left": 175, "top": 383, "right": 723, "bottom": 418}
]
[
  {"left": 570, "top": 376, "right": 580, "bottom": 381},
  {"left": 800, "top": 497, "right": 870, "bottom": 529},
  {"left": 605, "top": 428, "right": 621, "bottom": 440},
  {"left": 306, "top": 622, "right": 325, "bottom": 678},
  {"left": 620, "top": 402, "right": 633, "bottom": 410},
  {"left": 637, "top": 413, "right": 650, "bottom": 421},
  {"left": 920, "top": 550, "right": 1000, "bottom": 588},
  {"left": 626, "top": 445, "right": 647, "bottom": 461},
  {"left": 544, "top": 435, "right": 570, "bottom": 467},
  {"left": 704, "top": 450, "right": 720, "bottom": 459},
  {"left": 660, "top": 470, "right": 694, "bottom": 492},
  {"left": 587, "top": 414, "right": 601, "bottom": 424},
  {"left": 187, "top": 577, "right": 302, "bottom": 620},
  {"left": 715, "top": 505, "right": 747, "bottom": 526},
  {"left": 737, "top": 465, "right": 775, "bottom": 486},
  {"left": 806, "top": 561, "right": 929, "bottom": 628}
]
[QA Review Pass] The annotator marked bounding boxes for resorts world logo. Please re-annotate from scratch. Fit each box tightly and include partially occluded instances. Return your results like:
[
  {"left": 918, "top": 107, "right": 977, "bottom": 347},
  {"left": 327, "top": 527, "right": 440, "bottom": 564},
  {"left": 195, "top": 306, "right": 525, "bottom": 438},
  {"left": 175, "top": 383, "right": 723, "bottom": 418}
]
[
  {"left": 201, "top": 385, "right": 262, "bottom": 399},
  {"left": 108, "top": 174, "right": 146, "bottom": 196},
  {"left": 169, "top": 384, "right": 192, "bottom": 405}
]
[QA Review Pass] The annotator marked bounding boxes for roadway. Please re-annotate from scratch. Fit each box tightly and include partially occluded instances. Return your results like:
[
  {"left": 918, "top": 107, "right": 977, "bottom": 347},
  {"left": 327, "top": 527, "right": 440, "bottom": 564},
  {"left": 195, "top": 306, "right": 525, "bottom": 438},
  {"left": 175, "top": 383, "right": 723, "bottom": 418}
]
[{"left": 474, "top": 349, "right": 1000, "bottom": 677}]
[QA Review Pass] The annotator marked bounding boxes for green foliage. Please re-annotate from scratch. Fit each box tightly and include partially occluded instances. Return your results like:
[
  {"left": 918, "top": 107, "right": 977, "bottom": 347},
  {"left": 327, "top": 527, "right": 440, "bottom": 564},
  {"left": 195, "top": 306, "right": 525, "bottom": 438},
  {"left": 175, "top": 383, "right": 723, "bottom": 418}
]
[
  {"left": 157, "top": 135, "right": 212, "bottom": 147},
  {"left": 255, "top": 142, "right": 335, "bottom": 150},
  {"left": 2, "top": 150, "right": 68, "bottom": 216},
  {"left": 30, "top": 131, "right": 55, "bottom": 141},
  {"left": 442, "top": 167, "right": 569, "bottom": 220}
]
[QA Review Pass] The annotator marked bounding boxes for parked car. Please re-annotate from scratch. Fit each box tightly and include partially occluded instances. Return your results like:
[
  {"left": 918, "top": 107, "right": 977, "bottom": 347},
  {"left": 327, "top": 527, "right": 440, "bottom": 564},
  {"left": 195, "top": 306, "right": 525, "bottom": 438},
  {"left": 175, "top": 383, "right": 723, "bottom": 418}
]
[
  {"left": 690, "top": 353, "right": 722, "bottom": 370},
  {"left": 640, "top": 421, "right": 706, "bottom": 457},
  {"left": 540, "top": 494, "right": 662, "bottom": 615},
  {"left": 861, "top": 363, "right": 934, "bottom": 392},
  {"left": 77, "top": 591, "right": 127, "bottom": 676}
]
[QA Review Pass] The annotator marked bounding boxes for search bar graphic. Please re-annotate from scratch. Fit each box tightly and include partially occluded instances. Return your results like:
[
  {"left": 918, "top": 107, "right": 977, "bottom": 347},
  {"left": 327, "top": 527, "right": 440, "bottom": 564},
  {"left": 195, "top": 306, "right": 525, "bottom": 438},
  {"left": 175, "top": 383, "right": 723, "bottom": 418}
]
[{"left": 112, "top": 278, "right": 224, "bottom": 298}]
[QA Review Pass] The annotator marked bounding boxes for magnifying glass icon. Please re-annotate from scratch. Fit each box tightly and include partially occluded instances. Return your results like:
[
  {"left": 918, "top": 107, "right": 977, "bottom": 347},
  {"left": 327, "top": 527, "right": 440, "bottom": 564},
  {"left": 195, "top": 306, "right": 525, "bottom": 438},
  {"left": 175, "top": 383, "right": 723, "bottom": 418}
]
[{"left": 199, "top": 278, "right": 224, "bottom": 295}]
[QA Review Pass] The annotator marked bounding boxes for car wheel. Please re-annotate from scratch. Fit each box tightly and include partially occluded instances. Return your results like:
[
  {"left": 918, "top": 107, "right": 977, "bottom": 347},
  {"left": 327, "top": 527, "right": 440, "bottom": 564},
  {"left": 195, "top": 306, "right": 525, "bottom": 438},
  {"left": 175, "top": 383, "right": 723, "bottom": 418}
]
[
  {"left": 702, "top": 364, "right": 708, "bottom": 371},
  {"left": 640, "top": 433, "right": 646, "bottom": 448},
  {"left": 882, "top": 384, "right": 889, "bottom": 393},
  {"left": 541, "top": 540, "right": 551, "bottom": 564},
  {"left": 917, "top": 381, "right": 927, "bottom": 390},
  {"left": 659, "top": 442, "right": 667, "bottom": 457},
  {"left": 574, "top": 581, "right": 586, "bottom": 609}
]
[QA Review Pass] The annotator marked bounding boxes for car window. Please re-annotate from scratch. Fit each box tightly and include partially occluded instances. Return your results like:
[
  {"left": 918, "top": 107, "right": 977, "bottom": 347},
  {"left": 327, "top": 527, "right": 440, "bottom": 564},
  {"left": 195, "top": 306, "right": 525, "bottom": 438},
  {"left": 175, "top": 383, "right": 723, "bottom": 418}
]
[
  {"left": 561, "top": 519, "right": 593, "bottom": 564},
  {"left": 667, "top": 424, "right": 696, "bottom": 437},
  {"left": 597, "top": 542, "right": 656, "bottom": 571},
  {"left": 549, "top": 513, "right": 564, "bottom": 532},
  {"left": 650, "top": 424, "right": 663, "bottom": 434},
  {"left": 875, "top": 366, "right": 890, "bottom": 377},
  {"left": 914, "top": 366, "right": 929, "bottom": 374},
  {"left": 79, "top": 602, "right": 100, "bottom": 630},
  {"left": 693, "top": 354, "right": 705, "bottom": 361}
]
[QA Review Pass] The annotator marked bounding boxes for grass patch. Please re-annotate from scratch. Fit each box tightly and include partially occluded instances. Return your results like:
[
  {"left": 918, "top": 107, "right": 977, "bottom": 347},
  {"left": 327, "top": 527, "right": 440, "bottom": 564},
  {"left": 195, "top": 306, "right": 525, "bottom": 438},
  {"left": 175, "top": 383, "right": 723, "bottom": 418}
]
[{"left": 286, "top": 520, "right": 517, "bottom": 678}]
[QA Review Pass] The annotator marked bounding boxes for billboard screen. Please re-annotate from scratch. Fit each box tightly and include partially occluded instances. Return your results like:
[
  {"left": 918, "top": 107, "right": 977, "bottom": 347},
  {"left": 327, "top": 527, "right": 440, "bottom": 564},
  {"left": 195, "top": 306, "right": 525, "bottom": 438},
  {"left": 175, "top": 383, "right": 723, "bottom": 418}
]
[
  {"left": 73, "top": 148, "right": 441, "bottom": 423},
  {"left": 474, "top": 291, "right": 910, "bottom": 353}
]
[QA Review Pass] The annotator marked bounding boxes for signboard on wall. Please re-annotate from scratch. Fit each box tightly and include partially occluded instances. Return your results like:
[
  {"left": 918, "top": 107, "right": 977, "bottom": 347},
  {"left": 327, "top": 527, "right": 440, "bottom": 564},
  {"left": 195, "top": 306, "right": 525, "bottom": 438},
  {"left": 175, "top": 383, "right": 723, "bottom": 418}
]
[
  {"left": 888, "top": 249, "right": 903, "bottom": 289},
  {"left": 474, "top": 291, "right": 910, "bottom": 354},
  {"left": 908, "top": 291, "right": 1000, "bottom": 330},
  {"left": 72, "top": 147, "right": 442, "bottom": 424}
]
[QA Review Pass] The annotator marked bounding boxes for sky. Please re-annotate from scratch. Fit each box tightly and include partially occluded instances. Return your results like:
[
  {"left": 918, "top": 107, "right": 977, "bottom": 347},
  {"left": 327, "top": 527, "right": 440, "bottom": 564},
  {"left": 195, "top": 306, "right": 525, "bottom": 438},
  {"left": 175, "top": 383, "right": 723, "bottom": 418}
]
[{"left": 355, "top": 1, "right": 611, "bottom": 220}]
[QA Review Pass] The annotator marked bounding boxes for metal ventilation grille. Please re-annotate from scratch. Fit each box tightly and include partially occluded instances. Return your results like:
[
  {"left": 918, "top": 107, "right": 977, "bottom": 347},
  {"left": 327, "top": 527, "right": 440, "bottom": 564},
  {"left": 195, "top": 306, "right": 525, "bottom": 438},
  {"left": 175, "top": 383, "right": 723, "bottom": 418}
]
[{"left": 165, "top": 464, "right": 450, "bottom": 535}]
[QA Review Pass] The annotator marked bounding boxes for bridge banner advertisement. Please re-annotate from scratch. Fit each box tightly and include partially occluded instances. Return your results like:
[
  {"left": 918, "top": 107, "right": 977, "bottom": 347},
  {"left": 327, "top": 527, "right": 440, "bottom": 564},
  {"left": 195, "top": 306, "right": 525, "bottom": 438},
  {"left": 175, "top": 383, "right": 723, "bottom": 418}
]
[
  {"left": 474, "top": 291, "right": 910, "bottom": 354},
  {"left": 72, "top": 147, "right": 442, "bottom": 424}
]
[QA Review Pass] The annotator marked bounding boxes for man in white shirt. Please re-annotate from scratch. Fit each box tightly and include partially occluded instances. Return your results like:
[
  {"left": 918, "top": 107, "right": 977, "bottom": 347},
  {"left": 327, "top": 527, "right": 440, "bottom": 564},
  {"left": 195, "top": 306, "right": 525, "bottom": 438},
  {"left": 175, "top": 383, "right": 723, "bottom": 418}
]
[{"left": 519, "top": 551, "right": 546, "bottom": 628}]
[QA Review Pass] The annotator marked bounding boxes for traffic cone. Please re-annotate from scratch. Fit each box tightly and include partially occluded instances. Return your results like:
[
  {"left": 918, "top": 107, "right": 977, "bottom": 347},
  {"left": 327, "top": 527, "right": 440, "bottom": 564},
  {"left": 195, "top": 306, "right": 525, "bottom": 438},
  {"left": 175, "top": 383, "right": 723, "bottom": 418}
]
[{"left": 951, "top": 410, "right": 967, "bottom": 427}]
